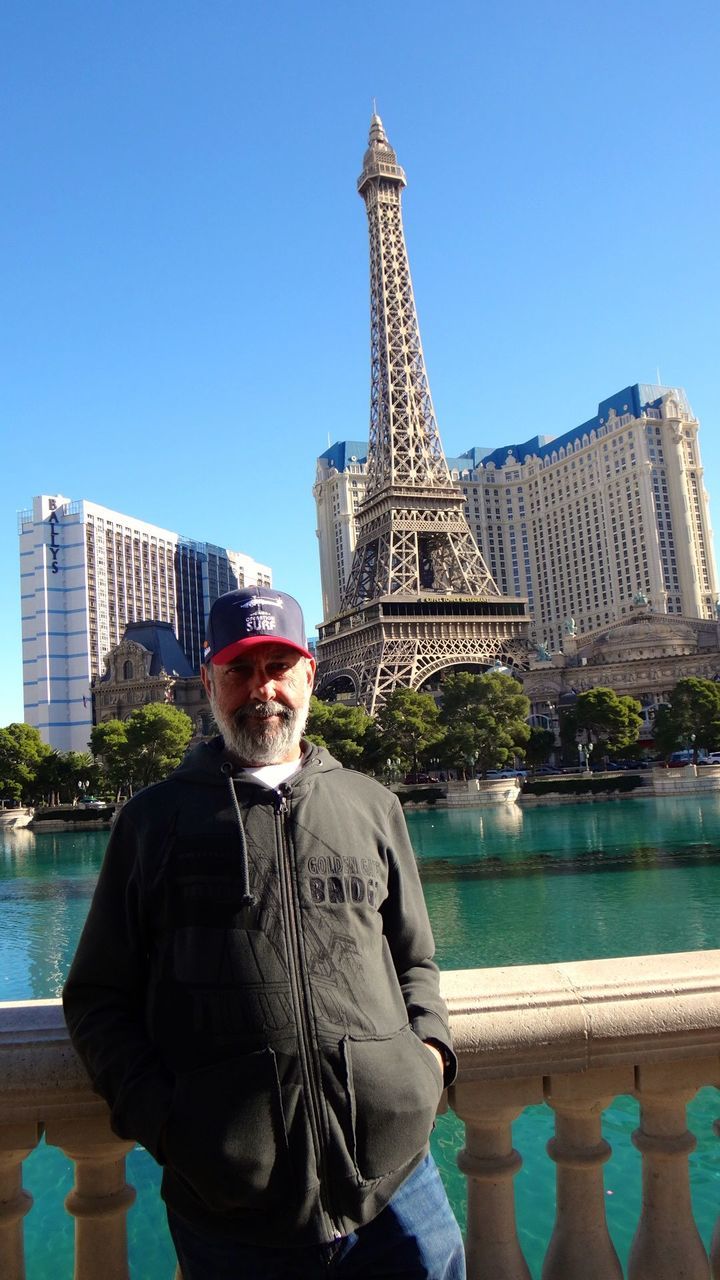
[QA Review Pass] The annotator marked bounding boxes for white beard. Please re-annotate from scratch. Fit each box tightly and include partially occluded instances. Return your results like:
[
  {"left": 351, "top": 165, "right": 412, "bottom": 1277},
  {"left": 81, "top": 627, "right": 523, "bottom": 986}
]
[{"left": 210, "top": 696, "right": 309, "bottom": 766}]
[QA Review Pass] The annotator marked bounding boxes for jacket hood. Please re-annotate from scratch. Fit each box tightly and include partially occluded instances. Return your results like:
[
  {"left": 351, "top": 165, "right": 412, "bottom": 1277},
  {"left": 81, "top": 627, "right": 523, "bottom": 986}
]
[{"left": 171, "top": 737, "right": 344, "bottom": 788}]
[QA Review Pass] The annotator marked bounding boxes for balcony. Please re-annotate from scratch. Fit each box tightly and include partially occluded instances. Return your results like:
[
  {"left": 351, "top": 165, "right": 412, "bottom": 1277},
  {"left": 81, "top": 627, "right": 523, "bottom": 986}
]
[{"left": 2, "top": 951, "right": 720, "bottom": 1279}]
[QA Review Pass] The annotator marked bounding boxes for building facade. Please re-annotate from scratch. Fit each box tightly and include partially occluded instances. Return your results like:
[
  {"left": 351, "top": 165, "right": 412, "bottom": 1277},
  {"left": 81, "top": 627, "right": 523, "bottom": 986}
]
[
  {"left": 523, "top": 599, "right": 720, "bottom": 749},
  {"left": 92, "top": 622, "right": 212, "bottom": 740},
  {"left": 315, "top": 384, "right": 718, "bottom": 651},
  {"left": 18, "top": 494, "right": 271, "bottom": 751}
]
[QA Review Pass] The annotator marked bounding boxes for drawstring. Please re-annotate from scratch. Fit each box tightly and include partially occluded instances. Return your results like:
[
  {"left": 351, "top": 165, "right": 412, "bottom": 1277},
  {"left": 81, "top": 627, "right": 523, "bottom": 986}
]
[{"left": 223, "top": 765, "right": 255, "bottom": 907}]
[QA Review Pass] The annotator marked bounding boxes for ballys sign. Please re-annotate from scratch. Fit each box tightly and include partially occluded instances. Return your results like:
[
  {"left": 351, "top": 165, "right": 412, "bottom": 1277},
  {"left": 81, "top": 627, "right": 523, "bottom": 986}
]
[{"left": 47, "top": 499, "right": 61, "bottom": 574}]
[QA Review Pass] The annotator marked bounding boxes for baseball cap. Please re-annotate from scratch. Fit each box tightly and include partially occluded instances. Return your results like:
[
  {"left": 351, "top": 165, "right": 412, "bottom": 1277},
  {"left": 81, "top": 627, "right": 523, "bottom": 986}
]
[{"left": 203, "top": 587, "right": 313, "bottom": 666}]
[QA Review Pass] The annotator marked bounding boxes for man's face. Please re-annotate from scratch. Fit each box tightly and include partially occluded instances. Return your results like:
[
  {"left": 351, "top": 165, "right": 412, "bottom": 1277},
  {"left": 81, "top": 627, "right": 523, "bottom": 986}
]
[{"left": 201, "top": 643, "right": 315, "bottom": 765}]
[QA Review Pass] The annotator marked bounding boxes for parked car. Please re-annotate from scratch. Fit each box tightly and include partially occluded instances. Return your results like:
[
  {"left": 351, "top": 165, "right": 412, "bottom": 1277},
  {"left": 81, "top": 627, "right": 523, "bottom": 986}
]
[{"left": 486, "top": 769, "right": 528, "bottom": 780}]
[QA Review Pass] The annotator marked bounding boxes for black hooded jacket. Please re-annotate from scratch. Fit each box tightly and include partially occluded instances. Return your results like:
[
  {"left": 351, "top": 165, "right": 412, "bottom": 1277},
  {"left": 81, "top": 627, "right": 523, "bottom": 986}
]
[{"left": 63, "top": 739, "right": 456, "bottom": 1244}]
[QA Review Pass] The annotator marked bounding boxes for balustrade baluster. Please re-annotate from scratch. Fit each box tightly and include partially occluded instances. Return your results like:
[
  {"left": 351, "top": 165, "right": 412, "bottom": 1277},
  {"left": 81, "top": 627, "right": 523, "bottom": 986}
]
[
  {"left": 709, "top": 1119, "right": 720, "bottom": 1279},
  {"left": 542, "top": 1066, "right": 630, "bottom": 1280},
  {"left": 45, "top": 1114, "right": 135, "bottom": 1280},
  {"left": 629, "top": 1060, "right": 711, "bottom": 1280},
  {"left": 0, "top": 1121, "right": 40, "bottom": 1280},
  {"left": 451, "top": 1075, "right": 543, "bottom": 1280}
]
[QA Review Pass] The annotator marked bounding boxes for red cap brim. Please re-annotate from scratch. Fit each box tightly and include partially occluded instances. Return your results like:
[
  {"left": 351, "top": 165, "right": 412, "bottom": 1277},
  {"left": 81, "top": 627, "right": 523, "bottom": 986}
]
[{"left": 208, "top": 635, "right": 314, "bottom": 666}]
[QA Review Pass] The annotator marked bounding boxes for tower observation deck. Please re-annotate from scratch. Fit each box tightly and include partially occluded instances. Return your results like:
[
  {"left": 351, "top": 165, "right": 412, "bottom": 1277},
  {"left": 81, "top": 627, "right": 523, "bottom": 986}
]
[{"left": 316, "top": 116, "right": 529, "bottom": 712}]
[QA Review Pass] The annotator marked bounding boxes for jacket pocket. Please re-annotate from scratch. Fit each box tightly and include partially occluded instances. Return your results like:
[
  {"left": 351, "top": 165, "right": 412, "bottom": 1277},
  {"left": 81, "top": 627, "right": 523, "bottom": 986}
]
[
  {"left": 344, "top": 1026, "right": 443, "bottom": 1181},
  {"left": 163, "top": 1048, "right": 291, "bottom": 1212}
]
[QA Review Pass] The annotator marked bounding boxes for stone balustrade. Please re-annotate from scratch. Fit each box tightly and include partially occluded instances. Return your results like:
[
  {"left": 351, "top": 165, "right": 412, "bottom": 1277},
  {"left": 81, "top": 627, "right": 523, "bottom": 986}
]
[{"left": 2, "top": 952, "right": 720, "bottom": 1278}]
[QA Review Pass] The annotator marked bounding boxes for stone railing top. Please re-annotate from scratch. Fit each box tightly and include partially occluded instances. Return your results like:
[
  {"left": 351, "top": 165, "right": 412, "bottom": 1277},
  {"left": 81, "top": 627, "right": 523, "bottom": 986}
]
[
  {"left": 0, "top": 999, "right": 107, "bottom": 1121},
  {"left": 2, "top": 950, "right": 720, "bottom": 1119},
  {"left": 442, "top": 950, "right": 720, "bottom": 1080}
]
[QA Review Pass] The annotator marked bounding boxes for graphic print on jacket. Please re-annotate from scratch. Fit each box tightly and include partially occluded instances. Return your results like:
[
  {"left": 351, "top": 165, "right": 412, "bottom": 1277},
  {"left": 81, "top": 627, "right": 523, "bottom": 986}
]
[{"left": 157, "top": 811, "right": 385, "bottom": 1047}]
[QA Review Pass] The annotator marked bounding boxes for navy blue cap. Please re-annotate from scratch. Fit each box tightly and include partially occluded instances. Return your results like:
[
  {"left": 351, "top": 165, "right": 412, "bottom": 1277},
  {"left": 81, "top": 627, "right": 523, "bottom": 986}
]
[{"left": 203, "top": 587, "right": 313, "bottom": 666}]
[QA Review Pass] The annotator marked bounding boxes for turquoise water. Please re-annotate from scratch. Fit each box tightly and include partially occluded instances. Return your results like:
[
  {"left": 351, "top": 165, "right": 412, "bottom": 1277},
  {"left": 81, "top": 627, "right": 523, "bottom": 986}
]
[{"left": 4, "top": 795, "right": 720, "bottom": 1277}]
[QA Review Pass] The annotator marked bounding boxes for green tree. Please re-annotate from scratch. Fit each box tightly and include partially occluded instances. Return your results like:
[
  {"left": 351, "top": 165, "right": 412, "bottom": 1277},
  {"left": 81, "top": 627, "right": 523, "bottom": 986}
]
[
  {"left": 62, "top": 751, "right": 101, "bottom": 803},
  {"left": 33, "top": 749, "right": 65, "bottom": 806},
  {"left": 439, "top": 672, "right": 530, "bottom": 775},
  {"left": 652, "top": 678, "right": 720, "bottom": 759},
  {"left": 34, "top": 750, "right": 101, "bottom": 805},
  {"left": 0, "top": 722, "right": 50, "bottom": 803},
  {"left": 124, "top": 704, "right": 194, "bottom": 789},
  {"left": 305, "top": 698, "right": 374, "bottom": 769},
  {"left": 374, "top": 688, "right": 443, "bottom": 776},
  {"left": 573, "top": 688, "right": 642, "bottom": 755},
  {"left": 90, "top": 719, "right": 131, "bottom": 797},
  {"left": 525, "top": 726, "right": 556, "bottom": 773}
]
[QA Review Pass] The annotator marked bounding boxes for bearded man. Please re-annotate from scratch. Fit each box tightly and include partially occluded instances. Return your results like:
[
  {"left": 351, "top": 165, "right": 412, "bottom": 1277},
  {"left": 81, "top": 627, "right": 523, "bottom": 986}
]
[{"left": 63, "top": 586, "right": 464, "bottom": 1280}]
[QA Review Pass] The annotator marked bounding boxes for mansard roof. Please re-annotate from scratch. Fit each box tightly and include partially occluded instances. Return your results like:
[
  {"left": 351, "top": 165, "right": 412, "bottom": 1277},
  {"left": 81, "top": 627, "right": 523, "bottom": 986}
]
[
  {"left": 103, "top": 621, "right": 194, "bottom": 679},
  {"left": 322, "top": 384, "right": 693, "bottom": 477},
  {"left": 318, "top": 440, "right": 368, "bottom": 471},
  {"left": 479, "top": 384, "right": 692, "bottom": 470}
]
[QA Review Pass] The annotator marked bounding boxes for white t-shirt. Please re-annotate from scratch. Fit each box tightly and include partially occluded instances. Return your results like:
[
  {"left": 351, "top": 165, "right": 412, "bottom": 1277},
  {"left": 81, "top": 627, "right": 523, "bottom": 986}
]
[{"left": 237, "top": 760, "right": 301, "bottom": 790}]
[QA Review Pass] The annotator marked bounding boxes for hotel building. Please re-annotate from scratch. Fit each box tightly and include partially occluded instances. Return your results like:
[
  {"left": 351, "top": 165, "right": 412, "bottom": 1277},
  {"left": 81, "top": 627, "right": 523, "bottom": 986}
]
[
  {"left": 314, "top": 384, "right": 718, "bottom": 649},
  {"left": 18, "top": 494, "right": 271, "bottom": 751}
]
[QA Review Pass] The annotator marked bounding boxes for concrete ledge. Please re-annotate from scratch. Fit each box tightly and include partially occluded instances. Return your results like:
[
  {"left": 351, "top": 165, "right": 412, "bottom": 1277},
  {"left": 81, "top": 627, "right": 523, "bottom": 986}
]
[
  {"left": 3, "top": 950, "right": 720, "bottom": 1113},
  {"left": 443, "top": 950, "right": 720, "bottom": 1080}
]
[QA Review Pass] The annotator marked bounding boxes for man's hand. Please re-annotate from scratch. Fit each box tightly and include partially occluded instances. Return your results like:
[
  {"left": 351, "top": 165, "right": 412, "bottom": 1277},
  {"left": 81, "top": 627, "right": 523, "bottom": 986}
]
[{"left": 423, "top": 1041, "right": 445, "bottom": 1079}]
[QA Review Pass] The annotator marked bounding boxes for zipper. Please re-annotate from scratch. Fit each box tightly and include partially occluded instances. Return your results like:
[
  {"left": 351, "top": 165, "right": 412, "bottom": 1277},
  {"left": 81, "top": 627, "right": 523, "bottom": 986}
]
[{"left": 274, "top": 787, "right": 341, "bottom": 1239}]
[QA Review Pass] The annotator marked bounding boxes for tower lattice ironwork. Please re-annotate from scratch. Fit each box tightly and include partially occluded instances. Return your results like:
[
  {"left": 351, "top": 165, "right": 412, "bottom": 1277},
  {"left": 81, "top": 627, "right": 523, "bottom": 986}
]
[{"left": 316, "top": 116, "right": 529, "bottom": 712}]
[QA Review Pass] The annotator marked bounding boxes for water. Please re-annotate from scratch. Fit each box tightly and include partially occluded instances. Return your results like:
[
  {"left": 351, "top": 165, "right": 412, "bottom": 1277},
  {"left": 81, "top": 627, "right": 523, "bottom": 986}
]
[
  {"left": 4, "top": 795, "right": 720, "bottom": 1277},
  {"left": 404, "top": 799, "right": 720, "bottom": 1272}
]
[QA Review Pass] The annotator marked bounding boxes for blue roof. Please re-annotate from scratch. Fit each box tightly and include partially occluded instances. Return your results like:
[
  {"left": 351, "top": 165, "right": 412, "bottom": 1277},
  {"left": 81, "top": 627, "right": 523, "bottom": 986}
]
[
  {"left": 323, "top": 385, "right": 691, "bottom": 475},
  {"left": 105, "top": 622, "right": 195, "bottom": 679},
  {"left": 479, "top": 384, "right": 691, "bottom": 469},
  {"left": 318, "top": 440, "right": 368, "bottom": 470}
]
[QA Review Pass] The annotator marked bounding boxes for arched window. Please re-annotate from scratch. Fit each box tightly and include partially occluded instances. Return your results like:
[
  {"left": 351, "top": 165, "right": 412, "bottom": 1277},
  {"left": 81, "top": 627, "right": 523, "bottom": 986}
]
[{"left": 122, "top": 660, "right": 133, "bottom": 680}]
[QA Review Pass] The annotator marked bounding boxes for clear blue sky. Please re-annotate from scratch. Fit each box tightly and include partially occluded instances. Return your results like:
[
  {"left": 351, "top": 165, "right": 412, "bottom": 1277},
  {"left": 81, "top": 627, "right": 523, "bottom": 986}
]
[{"left": 3, "top": 0, "right": 719, "bottom": 725}]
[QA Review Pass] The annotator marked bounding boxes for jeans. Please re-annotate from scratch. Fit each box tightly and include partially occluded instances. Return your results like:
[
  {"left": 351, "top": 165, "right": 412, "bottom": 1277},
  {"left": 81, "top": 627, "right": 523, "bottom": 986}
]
[{"left": 168, "top": 1154, "right": 466, "bottom": 1279}]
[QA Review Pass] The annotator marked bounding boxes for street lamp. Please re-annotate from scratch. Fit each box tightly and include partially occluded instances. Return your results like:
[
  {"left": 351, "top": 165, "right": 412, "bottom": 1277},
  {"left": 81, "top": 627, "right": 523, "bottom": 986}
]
[
  {"left": 586, "top": 742, "right": 594, "bottom": 774},
  {"left": 691, "top": 732, "right": 697, "bottom": 765}
]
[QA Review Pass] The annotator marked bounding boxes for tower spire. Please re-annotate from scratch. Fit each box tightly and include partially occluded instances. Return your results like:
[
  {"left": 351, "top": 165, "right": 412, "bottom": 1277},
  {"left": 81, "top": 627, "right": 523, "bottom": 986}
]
[
  {"left": 342, "top": 116, "right": 497, "bottom": 606},
  {"left": 315, "top": 118, "right": 529, "bottom": 713}
]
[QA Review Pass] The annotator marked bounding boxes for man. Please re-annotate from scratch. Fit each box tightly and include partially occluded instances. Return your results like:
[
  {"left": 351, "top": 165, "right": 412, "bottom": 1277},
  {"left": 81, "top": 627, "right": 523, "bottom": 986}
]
[{"left": 63, "top": 586, "right": 464, "bottom": 1279}]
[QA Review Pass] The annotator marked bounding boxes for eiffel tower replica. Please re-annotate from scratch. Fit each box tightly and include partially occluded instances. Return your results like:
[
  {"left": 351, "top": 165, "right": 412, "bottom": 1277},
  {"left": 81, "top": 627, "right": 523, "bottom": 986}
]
[{"left": 316, "top": 115, "right": 530, "bottom": 712}]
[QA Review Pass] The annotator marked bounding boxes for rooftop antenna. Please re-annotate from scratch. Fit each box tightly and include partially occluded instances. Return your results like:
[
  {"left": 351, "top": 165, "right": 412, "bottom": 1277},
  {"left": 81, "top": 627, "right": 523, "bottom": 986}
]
[
  {"left": 656, "top": 366, "right": 663, "bottom": 386},
  {"left": 372, "top": 96, "right": 377, "bottom": 116}
]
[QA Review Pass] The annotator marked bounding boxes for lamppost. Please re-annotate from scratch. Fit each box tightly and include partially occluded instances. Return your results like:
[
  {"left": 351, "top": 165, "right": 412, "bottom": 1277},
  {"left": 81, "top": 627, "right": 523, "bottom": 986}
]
[
  {"left": 586, "top": 741, "right": 594, "bottom": 774},
  {"left": 691, "top": 732, "right": 697, "bottom": 765},
  {"left": 577, "top": 743, "right": 585, "bottom": 772}
]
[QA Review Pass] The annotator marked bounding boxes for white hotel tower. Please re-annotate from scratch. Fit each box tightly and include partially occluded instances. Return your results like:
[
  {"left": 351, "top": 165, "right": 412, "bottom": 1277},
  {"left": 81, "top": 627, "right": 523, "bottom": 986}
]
[
  {"left": 19, "top": 494, "right": 271, "bottom": 752},
  {"left": 315, "top": 385, "right": 719, "bottom": 652}
]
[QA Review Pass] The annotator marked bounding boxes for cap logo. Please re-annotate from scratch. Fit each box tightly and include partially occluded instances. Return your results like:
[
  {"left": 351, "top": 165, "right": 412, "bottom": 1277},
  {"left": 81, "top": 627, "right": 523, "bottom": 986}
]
[
  {"left": 246, "top": 611, "right": 277, "bottom": 633},
  {"left": 241, "top": 595, "right": 284, "bottom": 610}
]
